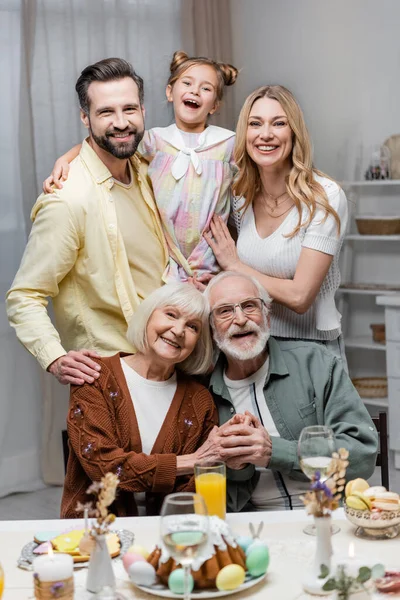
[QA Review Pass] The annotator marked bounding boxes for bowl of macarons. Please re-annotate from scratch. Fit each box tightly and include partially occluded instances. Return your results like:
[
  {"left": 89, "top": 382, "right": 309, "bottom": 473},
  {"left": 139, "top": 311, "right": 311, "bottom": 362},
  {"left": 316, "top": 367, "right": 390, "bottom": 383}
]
[{"left": 344, "top": 478, "right": 400, "bottom": 539}]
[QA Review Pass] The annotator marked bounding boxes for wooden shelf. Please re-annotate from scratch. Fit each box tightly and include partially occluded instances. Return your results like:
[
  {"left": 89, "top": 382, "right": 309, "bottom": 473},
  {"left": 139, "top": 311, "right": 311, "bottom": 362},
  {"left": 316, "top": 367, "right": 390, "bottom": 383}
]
[
  {"left": 345, "top": 234, "right": 400, "bottom": 241},
  {"left": 362, "top": 397, "right": 389, "bottom": 409},
  {"left": 338, "top": 287, "right": 400, "bottom": 296},
  {"left": 345, "top": 336, "right": 386, "bottom": 351},
  {"left": 341, "top": 180, "right": 400, "bottom": 187}
]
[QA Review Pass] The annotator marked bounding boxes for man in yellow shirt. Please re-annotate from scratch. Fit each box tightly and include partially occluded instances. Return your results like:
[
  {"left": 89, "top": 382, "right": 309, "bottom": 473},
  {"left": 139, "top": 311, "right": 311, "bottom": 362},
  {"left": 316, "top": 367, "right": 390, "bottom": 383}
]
[{"left": 7, "top": 58, "right": 168, "bottom": 386}]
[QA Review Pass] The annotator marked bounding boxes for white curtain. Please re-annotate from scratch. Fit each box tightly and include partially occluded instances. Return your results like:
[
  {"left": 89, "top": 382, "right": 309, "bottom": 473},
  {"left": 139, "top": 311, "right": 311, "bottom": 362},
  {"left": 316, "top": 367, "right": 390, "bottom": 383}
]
[
  {"left": 31, "top": 0, "right": 182, "bottom": 187},
  {"left": 0, "top": 0, "right": 44, "bottom": 498},
  {"left": 1, "top": 0, "right": 183, "bottom": 491}
]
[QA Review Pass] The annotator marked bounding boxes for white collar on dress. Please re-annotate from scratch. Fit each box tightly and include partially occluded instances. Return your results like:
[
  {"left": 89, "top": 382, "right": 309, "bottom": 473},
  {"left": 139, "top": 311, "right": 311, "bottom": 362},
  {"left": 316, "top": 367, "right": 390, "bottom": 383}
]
[{"left": 152, "top": 123, "right": 235, "bottom": 180}]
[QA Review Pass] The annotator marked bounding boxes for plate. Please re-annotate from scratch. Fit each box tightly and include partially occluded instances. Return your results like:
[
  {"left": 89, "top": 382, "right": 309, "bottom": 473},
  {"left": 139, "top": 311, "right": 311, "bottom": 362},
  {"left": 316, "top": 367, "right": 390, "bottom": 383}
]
[
  {"left": 134, "top": 573, "right": 266, "bottom": 599},
  {"left": 17, "top": 529, "right": 134, "bottom": 570}
]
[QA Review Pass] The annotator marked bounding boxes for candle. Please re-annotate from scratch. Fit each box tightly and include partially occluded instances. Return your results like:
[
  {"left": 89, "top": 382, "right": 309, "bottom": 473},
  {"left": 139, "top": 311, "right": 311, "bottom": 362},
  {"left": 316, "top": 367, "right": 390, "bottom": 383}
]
[
  {"left": 84, "top": 507, "right": 89, "bottom": 533},
  {"left": 33, "top": 547, "right": 73, "bottom": 582},
  {"left": 338, "top": 543, "right": 364, "bottom": 579}
]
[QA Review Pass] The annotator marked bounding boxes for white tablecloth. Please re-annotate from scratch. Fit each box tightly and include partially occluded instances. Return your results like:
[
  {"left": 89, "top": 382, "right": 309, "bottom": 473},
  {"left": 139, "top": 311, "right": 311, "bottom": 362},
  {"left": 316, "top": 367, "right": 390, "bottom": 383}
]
[{"left": 0, "top": 509, "right": 396, "bottom": 599}]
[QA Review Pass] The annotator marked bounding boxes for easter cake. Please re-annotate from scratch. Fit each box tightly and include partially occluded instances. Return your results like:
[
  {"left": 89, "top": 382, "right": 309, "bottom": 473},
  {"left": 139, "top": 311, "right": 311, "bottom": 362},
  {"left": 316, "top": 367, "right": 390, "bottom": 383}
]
[{"left": 147, "top": 516, "right": 247, "bottom": 590}]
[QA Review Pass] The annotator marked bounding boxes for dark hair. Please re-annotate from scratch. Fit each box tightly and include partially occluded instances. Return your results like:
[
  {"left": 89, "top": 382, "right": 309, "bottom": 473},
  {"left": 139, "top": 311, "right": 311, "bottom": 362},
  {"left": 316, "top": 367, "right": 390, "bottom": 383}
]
[
  {"left": 75, "top": 57, "right": 144, "bottom": 114},
  {"left": 168, "top": 51, "right": 238, "bottom": 102}
]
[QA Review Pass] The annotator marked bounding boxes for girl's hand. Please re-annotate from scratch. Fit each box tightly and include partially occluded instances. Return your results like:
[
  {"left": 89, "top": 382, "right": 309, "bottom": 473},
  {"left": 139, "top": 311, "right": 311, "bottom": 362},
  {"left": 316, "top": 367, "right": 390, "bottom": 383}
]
[
  {"left": 43, "top": 158, "right": 70, "bottom": 193},
  {"left": 204, "top": 216, "right": 241, "bottom": 271},
  {"left": 187, "top": 273, "right": 214, "bottom": 292}
]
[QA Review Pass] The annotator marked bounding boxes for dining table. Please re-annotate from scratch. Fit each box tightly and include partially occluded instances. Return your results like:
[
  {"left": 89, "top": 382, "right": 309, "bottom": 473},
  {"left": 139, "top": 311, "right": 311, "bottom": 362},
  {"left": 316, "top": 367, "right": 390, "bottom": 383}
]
[{"left": 0, "top": 508, "right": 397, "bottom": 599}]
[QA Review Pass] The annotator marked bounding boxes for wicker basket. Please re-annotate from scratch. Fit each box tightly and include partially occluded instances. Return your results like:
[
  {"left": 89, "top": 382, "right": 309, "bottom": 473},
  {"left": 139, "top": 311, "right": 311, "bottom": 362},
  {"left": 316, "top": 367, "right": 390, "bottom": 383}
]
[
  {"left": 370, "top": 323, "right": 386, "bottom": 344},
  {"left": 352, "top": 377, "right": 388, "bottom": 398},
  {"left": 355, "top": 216, "right": 400, "bottom": 235}
]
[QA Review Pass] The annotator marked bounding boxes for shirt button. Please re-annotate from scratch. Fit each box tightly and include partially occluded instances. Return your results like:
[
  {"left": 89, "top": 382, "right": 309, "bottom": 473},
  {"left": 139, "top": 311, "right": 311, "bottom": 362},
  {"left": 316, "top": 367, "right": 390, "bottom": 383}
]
[
  {"left": 312, "top": 402, "right": 316, "bottom": 408},
  {"left": 230, "top": 407, "right": 234, "bottom": 414},
  {"left": 109, "top": 223, "right": 115, "bottom": 229},
  {"left": 109, "top": 196, "right": 114, "bottom": 202}
]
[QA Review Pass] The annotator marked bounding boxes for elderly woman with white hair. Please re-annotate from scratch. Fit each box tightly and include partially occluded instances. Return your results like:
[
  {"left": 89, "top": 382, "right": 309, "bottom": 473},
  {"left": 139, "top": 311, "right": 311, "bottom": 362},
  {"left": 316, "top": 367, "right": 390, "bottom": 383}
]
[{"left": 61, "top": 283, "right": 218, "bottom": 518}]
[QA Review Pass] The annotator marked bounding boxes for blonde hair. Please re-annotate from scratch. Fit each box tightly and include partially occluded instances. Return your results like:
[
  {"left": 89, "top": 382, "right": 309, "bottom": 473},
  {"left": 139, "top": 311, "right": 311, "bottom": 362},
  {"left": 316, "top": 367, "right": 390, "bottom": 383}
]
[
  {"left": 127, "top": 283, "right": 213, "bottom": 375},
  {"left": 167, "top": 50, "right": 238, "bottom": 103},
  {"left": 233, "top": 85, "right": 341, "bottom": 238}
]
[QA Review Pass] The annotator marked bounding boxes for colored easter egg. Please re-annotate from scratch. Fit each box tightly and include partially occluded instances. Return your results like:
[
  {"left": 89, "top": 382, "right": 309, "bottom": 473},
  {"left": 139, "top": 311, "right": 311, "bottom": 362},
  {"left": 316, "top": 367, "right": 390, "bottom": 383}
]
[
  {"left": 128, "top": 561, "right": 156, "bottom": 586},
  {"left": 216, "top": 564, "right": 246, "bottom": 591},
  {"left": 246, "top": 545, "right": 270, "bottom": 577},
  {"left": 245, "top": 538, "right": 268, "bottom": 556},
  {"left": 168, "top": 569, "right": 194, "bottom": 594},
  {"left": 236, "top": 535, "right": 253, "bottom": 553},
  {"left": 122, "top": 551, "right": 145, "bottom": 573},
  {"left": 127, "top": 544, "right": 149, "bottom": 559}
]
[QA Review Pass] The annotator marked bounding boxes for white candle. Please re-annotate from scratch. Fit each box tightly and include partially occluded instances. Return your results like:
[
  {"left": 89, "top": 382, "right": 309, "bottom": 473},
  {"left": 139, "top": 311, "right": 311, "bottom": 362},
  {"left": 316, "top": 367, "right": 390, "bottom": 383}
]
[
  {"left": 338, "top": 543, "right": 364, "bottom": 579},
  {"left": 33, "top": 549, "right": 73, "bottom": 582}
]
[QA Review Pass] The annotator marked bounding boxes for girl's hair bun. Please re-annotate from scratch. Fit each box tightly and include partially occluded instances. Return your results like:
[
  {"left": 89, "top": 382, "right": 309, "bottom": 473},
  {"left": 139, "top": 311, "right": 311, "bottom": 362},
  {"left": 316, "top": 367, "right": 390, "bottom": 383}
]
[
  {"left": 218, "top": 62, "right": 239, "bottom": 87},
  {"left": 170, "top": 50, "right": 189, "bottom": 74}
]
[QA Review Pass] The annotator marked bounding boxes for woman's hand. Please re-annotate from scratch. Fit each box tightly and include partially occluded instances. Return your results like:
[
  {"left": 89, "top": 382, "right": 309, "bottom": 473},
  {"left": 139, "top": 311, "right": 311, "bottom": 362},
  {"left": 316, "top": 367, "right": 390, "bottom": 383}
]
[
  {"left": 203, "top": 216, "right": 242, "bottom": 271},
  {"left": 43, "top": 158, "right": 70, "bottom": 193}
]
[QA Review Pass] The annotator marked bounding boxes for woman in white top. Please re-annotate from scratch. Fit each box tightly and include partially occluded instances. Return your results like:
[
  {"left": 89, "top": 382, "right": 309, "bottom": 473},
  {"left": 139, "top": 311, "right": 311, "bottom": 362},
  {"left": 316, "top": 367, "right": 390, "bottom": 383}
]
[{"left": 204, "top": 85, "right": 348, "bottom": 360}]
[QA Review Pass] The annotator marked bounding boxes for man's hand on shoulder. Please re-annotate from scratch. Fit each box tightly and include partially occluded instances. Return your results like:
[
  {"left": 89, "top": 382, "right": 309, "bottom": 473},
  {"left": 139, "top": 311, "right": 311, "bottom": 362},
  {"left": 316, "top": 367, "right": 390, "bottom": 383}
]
[{"left": 48, "top": 349, "right": 101, "bottom": 385}]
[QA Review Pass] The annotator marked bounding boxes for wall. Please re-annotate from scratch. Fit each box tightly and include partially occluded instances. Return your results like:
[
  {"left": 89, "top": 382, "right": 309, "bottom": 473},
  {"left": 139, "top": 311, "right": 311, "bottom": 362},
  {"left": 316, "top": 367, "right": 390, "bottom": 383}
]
[{"left": 230, "top": 0, "right": 400, "bottom": 180}]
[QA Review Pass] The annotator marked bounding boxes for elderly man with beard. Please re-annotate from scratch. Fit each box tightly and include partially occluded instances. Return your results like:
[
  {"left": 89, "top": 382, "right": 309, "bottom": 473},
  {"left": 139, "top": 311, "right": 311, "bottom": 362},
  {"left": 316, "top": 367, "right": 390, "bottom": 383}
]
[
  {"left": 7, "top": 58, "right": 168, "bottom": 385},
  {"left": 204, "top": 272, "right": 378, "bottom": 512}
]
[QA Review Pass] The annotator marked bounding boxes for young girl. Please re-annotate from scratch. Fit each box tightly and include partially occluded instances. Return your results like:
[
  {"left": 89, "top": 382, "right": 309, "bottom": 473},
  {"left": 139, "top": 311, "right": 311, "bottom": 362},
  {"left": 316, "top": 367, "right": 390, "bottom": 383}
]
[{"left": 43, "top": 51, "right": 238, "bottom": 283}]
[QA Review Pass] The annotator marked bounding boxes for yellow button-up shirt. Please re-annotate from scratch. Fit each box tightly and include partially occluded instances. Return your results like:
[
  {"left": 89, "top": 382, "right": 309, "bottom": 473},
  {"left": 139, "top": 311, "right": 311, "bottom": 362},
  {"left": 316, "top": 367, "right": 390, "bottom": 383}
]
[{"left": 6, "top": 141, "right": 169, "bottom": 370}]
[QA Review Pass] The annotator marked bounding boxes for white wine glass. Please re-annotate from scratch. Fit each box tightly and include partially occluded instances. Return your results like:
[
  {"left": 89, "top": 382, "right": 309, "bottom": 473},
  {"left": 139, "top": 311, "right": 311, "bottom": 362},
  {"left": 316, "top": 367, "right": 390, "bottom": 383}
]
[
  {"left": 160, "top": 492, "right": 209, "bottom": 600},
  {"left": 298, "top": 425, "right": 340, "bottom": 535}
]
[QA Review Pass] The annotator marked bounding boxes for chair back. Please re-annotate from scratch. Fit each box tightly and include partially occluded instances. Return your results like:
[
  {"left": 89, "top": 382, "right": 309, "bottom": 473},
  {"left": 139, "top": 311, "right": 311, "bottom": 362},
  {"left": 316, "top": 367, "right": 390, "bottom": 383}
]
[
  {"left": 62, "top": 429, "right": 69, "bottom": 474},
  {"left": 371, "top": 412, "right": 389, "bottom": 489}
]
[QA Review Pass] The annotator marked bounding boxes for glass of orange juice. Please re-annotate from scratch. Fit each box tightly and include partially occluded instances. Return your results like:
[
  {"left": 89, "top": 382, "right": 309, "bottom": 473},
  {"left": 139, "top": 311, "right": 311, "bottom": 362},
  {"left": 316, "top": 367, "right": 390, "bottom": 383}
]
[
  {"left": 0, "top": 562, "right": 4, "bottom": 598},
  {"left": 194, "top": 461, "right": 226, "bottom": 519}
]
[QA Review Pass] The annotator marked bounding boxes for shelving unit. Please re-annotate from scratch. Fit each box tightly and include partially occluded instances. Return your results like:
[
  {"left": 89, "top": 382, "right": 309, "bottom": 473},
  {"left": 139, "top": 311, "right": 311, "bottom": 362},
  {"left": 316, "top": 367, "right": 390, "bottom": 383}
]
[
  {"left": 339, "top": 180, "right": 400, "bottom": 416},
  {"left": 338, "top": 288, "right": 400, "bottom": 296},
  {"left": 345, "top": 234, "right": 400, "bottom": 241},
  {"left": 362, "top": 397, "right": 389, "bottom": 409},
  {"left": 344, "top": 336, "right": 386, "bottom": 351},
  {"left": 342, "top": 180, "right": 400, "bottom": 187}
]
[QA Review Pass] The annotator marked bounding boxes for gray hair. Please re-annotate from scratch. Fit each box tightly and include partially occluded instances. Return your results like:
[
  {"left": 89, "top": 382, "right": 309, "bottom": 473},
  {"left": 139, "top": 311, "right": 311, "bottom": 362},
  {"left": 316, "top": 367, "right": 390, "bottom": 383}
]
[
  {"left": 204, "top": 271, "right": 272, "bottom": 311},
  {"left": 127, "top": 283, "right": 213, "bottom": 375}
]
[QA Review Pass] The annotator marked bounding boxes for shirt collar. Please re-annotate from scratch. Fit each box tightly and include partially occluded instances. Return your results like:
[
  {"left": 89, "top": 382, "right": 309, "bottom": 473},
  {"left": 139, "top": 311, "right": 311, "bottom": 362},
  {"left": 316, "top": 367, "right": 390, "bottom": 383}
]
[
  {"left": 79, "top": 138, "right": 141, "bottom": 185},
  {"left": 209, "top": 336, "right": 289, "bottom": 396}
]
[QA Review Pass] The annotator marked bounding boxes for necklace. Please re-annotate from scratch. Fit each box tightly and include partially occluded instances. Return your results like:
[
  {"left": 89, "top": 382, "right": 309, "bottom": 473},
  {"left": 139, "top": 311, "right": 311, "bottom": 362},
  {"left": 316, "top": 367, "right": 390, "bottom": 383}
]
[
  {"left": 260, "top": 190, "right": 294, "bottom": 218},
  {"left": 261, "top": 188, "right": 292, "bottom": 215},
  {"left": 264, "top": 195, "right": 292, "bottom": 213},
  {"left": 263, "top": 188, "right": 287, "bottom": 203},
  {"left": 262, "top": 202, "right": 294, "bottom": 219}
]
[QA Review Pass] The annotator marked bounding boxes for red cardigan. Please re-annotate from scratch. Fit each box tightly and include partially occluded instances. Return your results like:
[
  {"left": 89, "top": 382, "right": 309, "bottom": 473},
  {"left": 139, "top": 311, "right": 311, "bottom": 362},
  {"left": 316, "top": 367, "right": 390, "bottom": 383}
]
[{"left": 61, "top": 353, "right": 218, "bottom": 518}]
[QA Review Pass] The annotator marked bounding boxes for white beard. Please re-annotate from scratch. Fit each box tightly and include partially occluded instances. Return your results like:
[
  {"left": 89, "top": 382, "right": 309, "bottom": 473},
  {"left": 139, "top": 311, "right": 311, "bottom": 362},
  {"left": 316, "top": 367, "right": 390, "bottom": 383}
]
[{"left": 213, "top": 315, "right": 270, "bottom": 361}]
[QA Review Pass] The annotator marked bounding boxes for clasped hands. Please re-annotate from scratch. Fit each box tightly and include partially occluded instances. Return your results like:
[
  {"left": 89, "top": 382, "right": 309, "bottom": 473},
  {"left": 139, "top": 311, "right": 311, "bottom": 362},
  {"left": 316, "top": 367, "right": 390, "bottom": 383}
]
[{"left": 196, "top": 410, "right": 272, "bottom": 470}]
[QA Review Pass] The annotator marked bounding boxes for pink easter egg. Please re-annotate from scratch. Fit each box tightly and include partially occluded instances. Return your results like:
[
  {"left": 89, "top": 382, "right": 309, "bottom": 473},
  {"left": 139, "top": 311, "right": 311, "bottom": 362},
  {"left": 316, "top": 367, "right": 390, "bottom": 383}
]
[{"left": 122, "top": 552, "right": 146, "bottom": 573}]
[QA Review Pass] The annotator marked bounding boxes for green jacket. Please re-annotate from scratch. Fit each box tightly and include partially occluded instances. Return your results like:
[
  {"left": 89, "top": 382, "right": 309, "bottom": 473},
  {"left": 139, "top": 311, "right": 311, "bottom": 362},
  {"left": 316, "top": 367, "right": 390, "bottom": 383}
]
[{"left": 209, "top": 337, "right": 378, "bottom": 512}]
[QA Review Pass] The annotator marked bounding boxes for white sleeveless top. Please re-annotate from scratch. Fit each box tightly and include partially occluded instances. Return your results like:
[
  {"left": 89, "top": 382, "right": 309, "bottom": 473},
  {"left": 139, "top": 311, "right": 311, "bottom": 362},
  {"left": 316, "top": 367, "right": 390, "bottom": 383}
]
[{"left": 233, "top": 174, "right": 348, "bottom": 341}]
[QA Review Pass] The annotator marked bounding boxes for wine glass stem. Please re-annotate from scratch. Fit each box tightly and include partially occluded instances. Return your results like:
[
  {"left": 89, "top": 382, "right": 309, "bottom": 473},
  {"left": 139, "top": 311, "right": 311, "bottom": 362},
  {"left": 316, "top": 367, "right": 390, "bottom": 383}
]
[{"left": 183, "top": 565, "right": 191, "bottom": 600}]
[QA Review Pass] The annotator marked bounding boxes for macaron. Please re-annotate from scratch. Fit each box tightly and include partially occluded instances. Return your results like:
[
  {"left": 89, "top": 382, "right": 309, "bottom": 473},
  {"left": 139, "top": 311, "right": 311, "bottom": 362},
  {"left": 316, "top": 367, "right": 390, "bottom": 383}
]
[
  {"left": 372, "top": 491, "right": 400, "bottom": 511},
  {"left": 363, "top": 486, "right": 387, "bottom": 499},
  {"left": 346, "top": 493, "right": 370, "bottom": 511},
  {"left": 351, "top": 491, "right": 372, "bottom": 510},
  {"left": 345, "top": 478, "right": 369, "bottom": 498}
]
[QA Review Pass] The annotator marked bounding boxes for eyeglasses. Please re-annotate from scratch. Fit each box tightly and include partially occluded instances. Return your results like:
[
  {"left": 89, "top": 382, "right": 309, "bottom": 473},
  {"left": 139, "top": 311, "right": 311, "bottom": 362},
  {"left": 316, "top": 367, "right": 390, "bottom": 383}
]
[{"left": 211, "top": 297, "right": 265, "bottom": 322}]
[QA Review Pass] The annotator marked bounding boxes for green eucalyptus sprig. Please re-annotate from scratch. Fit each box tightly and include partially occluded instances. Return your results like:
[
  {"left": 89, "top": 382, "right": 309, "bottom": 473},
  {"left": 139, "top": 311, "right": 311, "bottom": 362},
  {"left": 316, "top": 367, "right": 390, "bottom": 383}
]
[{"left": 319, "top": 563, "right": 385, "bottom": 599}]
